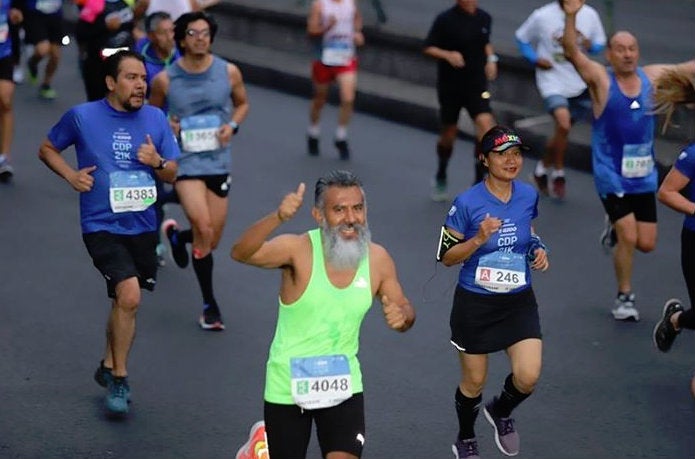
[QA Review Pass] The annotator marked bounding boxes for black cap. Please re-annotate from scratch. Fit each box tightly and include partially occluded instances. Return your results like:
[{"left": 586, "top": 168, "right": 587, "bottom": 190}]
[{"left": 481, "top": 125, "right": 531, "bottom": 154}]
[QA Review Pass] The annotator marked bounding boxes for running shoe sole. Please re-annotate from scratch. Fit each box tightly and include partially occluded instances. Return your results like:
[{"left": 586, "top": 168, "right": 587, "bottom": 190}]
[{"left": 612, "top": 307, "right": 640, "bottom": 321}]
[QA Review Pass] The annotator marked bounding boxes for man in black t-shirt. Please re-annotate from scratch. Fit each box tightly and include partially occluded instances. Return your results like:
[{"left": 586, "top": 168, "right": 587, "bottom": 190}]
[{"left": 424, "top": 0, "right": 498, "bottom": 201}]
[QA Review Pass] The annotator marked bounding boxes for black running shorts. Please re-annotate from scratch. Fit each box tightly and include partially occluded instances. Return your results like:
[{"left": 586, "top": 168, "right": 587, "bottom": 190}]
[
  {"left": 264, "top": 393, "right": 365, "bottom": 459},
  {"left": 82, "top": 231, "right": 158, "bottom": 298}
]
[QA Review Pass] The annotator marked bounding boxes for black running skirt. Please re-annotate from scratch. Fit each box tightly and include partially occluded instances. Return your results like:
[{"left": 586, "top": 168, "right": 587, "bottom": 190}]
[{"left": 450, "top": 285, "right": 541, "bottom": 354}]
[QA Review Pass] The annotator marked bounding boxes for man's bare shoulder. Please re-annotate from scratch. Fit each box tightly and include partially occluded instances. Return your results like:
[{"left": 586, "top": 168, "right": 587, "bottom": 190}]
[{"left": 368, "top": 241, "right": 392, "bottom": 264}]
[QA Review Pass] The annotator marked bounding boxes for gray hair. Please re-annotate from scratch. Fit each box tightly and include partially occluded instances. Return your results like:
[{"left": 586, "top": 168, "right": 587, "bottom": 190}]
[
  {"left": 145, "top": 11, "right": 172, "bottom": 33},
  {"left": 314, "top": 170, "right": 365, "bottom": 209}
]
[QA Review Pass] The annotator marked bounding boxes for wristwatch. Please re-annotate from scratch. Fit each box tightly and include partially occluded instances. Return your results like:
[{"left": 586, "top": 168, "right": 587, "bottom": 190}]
[
  {"left": 487, "top": 54, "right": 499, "bottom": 63},
  {"left": 155, "top": 158, "right": 168, "bottom": 170},
  {"left": 229, "top": 120, "right": 240, "bottom": 134}
]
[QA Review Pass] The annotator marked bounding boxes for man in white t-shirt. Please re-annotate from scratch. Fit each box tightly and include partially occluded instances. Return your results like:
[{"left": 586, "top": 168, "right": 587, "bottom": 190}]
[{"left": 515, "top": 0, "right": 605, "bottom": 199}]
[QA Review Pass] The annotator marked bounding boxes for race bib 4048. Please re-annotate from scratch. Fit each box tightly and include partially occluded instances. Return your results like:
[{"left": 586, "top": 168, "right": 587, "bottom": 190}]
[{"left": 290, "top": 354, "right": 352, "bottom": 410}]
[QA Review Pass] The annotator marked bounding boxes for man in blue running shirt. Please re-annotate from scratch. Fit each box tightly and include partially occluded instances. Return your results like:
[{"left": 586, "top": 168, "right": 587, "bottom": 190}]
[
  {"left": 38, "top": 50, "right": 180, "bottom": 416},
  {"left": 561, "top": 0, "right": 695, "bottom": 321}
]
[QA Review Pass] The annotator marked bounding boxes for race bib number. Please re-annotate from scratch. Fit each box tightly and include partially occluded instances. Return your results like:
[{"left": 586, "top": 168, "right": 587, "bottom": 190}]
[
  {"left": 0, "top": 22, "right": 8, "bottom": 43},
  {"left": 321, "top": 40, "right": 354, "bottom": 66},
  {"left": 109, "top": 170, "right": 156, "bottom": 213},
  {"left": 290, "top": 354, "right": 352, "bottom": 410},
  {"left": 621, "top": 143, "right": 654, "bottom": 178},
  {"left": 36, "top": 0, "right": 62, "bottom": 14},
  {"left": 180, "top": 114, "right": 221, "bottom": 153},
  {"left": 475, "top": 252, "right": 527, "bottom": 293}
]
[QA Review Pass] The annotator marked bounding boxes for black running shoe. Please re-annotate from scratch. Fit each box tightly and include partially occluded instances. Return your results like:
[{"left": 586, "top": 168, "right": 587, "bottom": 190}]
[
  {"left": 94, "top": 360, "right": 112, "bottom": 388},
  {"left": 199, "top": 304, "right": 225, "bottom": 331},
  {"left": 653, "top": 298, "right": 684, "bottom": 352},
  {"left": 334, "top": 139, "right": 350, "bottom": 160},
  {"left": 307, "top": 135, "right": 319, "bottom": 156},
  {"left": 161, "top": 218, "right": 189, "bottom": 268},
  {"left": 533, "top": 172, "right": 549, "bottom": 196}
]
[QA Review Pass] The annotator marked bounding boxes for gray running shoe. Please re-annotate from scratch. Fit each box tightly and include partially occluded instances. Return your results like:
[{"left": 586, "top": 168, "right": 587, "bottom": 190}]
[
  {"left": 612, "top": 292, "right": 640, "bottom": 321},
  {"left": 431, "top": 177, "right": 448, "bottom": 202},
  {"left": 0, "top": 156, "right": 14, "bottom": 182},
  {"left": 653, "top": 298, "right": 684, "bottom": 352},
  {"left": 452, "top": 438, "right": 480, "bottom": 459},
  {"left": 484, "top": 399, "right": 520, "bottom": 456}
]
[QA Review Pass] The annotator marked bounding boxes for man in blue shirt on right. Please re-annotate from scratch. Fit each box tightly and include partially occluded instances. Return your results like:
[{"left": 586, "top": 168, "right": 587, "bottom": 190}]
[{"left": 561, "top": 0, "right": 695, "bottom": 321}]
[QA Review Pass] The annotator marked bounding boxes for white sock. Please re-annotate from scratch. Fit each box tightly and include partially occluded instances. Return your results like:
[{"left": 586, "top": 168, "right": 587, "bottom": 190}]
[
  {"left": 307, "top": 124, "right": 320, "bottom": 138},
  {"left": 535, "top": 161, "right": 547, "bottom": 176},
  {"left": 551, "top": 169, "right": 565, "bottom": 179},
  {"left": 335, "top": 126, "right": 348, "bottom": 141}
]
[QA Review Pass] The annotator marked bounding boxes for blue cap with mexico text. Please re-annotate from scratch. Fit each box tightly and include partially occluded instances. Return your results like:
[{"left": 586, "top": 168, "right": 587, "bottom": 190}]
[{"left": 481, "top": 125, "right": 531, "bottom": 154}]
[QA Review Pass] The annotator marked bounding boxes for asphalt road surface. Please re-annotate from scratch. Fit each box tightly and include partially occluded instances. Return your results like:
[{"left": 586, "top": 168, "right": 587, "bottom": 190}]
[{"left": 1, "top": 41, "right": 694, "bottom": 458}]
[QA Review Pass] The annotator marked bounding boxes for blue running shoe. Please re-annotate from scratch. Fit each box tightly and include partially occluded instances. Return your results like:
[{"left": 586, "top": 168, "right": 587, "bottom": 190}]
[
  {"left": 106, "top": 376, "right": 130, "bottom": 415},
  {"left": 95, "top": 361, "right": 131, "bottom": 401}
]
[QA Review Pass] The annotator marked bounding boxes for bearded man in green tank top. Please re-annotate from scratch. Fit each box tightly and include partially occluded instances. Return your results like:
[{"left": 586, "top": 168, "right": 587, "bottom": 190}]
[{"left": 231, "top": 170, "right": 415, "bottom": 459}]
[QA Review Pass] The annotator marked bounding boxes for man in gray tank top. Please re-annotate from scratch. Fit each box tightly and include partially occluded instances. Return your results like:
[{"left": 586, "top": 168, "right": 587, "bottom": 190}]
[{"left": 150, "top": 11, "right": 249, "bottom": 331}]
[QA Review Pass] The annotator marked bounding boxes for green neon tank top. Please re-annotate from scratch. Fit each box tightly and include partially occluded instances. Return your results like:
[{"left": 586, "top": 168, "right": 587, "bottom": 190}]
[{"left": 264, "top": 228, "right": 372, "bottom": 404}]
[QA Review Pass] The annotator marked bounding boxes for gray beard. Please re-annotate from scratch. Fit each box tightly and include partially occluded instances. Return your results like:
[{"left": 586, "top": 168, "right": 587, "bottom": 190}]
[{"left": 321, "top": 222, "right": 371, "bottom": 270}]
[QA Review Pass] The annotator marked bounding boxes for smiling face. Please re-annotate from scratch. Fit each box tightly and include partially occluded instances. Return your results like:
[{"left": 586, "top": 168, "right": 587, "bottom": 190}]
[
  {"left": 313, "top": 185, "right": 371, "bottom": 270},
  {"left": 483, "top": 146, "right": 523, "bottom": 181},
  {"left": 106, "top": 57, "right": 147, "bottom": 112}
]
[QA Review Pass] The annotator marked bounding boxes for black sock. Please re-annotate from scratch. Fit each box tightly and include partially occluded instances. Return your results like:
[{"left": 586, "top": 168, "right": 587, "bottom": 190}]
[
  {"left": 192, "top": 253, "right": 216, "bottom": 306},
  {"left": 492, "top": 373, "right": 531, "bottom": 418},
  {"left": 436, "top": 143, "right": 453, "bottom": 181},
  {"left": 179, "top": 229, "right": 193, "bottom": 245},
  {"left": 170, "top": 228, "right": 192, "bottom": 248},
  {"left": 455, "top": 387, "right": 481, "bottom": 440}
]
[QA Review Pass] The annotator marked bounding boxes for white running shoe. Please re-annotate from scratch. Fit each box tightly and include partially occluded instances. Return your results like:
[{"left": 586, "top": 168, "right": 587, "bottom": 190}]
[{"left": 612, "top": 293, "right": 639, "bottom": 321}]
